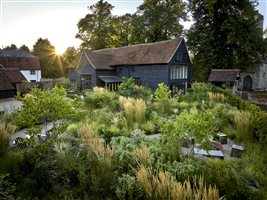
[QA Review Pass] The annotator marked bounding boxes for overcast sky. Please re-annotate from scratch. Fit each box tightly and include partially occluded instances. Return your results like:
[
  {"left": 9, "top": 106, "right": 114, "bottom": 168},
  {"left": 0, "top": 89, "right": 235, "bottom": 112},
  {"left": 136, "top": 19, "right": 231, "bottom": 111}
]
[{"left": 0, "top": 0, "right": 266, "bottom": 53}]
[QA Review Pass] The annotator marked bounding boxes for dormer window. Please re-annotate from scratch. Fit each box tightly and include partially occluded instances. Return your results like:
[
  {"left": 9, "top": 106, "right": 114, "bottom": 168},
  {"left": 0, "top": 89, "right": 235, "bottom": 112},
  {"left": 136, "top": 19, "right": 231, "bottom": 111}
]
[{"left": 30, "top": 70, "right": 36, "bottom": 75}]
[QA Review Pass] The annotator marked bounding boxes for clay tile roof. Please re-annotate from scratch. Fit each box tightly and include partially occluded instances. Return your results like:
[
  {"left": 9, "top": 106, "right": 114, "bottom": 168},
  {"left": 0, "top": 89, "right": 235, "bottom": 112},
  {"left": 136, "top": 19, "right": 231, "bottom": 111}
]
[
  {"left": 0, "top": 50, "right": 41, "bottom": 70},
  {"left": 84, "top": 38, "right": 183, "bottom": 70},
  {"left": 0, "top": 70, "right": 15, "bottom": 91},
  {"left": 208, "top": 69, "right": 240, "bottom": 83},
  {"left": 2, "top": 68, "right": 27, "bottom": 83}
]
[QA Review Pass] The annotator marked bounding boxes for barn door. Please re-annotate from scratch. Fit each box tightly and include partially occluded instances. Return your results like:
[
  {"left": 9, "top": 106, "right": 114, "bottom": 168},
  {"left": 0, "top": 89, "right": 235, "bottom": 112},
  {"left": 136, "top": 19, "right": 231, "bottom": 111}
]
[{"left": 243, "top": 76, "right": 252, "bottom": 91}]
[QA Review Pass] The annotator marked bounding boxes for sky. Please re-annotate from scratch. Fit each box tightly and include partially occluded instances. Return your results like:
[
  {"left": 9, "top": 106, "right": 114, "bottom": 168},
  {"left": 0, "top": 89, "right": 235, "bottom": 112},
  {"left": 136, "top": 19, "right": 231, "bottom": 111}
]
[{"left": 0, "top": 0, "right": 266, "bottom": 54}]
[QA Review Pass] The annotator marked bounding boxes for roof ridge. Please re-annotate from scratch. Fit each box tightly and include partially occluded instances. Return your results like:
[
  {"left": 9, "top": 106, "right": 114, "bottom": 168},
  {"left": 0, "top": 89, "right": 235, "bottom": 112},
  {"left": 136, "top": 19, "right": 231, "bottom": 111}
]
[{"left": 90, "top": 37, "right": 182, "bottom": 53}]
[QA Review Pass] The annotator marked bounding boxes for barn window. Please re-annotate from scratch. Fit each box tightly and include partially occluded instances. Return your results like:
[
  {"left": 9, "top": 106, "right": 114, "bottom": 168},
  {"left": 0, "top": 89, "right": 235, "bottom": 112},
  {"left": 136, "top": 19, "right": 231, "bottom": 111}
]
[
  {"left": 176, "top": 53, "right": 183, "bottom": 62},
  {"left": 30, "top": 70, "right": 36, "bottom": 75},
  {"left": 170, "top": 65, "right": 188, "bottom": 79}
]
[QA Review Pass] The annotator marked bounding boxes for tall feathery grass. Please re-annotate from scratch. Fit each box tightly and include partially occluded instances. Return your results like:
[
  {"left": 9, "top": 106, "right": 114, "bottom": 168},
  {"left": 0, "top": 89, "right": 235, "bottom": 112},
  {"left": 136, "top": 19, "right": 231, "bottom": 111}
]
[
  {"left": 234, "top": 110, "right": 253, "bottom": 142},
  {"left": 79, "top": 125, "right": 113, "bottom": 165},
  {"left": 119, "top": 96, "right": 147, "bottom": 128},
  {"left": 0, "top": 122, "right": 17, "bottom": 156},
  {"left": 136, "top": 164, "right": 223, "bottom": 200},
  {"left": 208, "top": 92, "right": 226, "bottom": 103},
  {"left": 133, "top": 145, "right": 151, "bottom": 167},
  {"left": 78, "top": 125, "right": 114, "bottom": 195}
]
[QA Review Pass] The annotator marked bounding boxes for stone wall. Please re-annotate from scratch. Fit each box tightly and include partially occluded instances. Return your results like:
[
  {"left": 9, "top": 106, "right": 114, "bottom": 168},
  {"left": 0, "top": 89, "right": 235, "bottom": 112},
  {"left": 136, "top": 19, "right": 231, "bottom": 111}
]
[{"left": 238, "top": 64, "right": 267, "bottom": 91}]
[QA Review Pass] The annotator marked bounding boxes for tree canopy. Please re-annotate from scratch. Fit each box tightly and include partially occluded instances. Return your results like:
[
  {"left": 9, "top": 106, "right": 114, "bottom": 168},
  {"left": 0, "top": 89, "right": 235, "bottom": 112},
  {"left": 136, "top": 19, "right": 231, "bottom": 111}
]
[
  {"left": 32, "top": 38, "right": 63, "bottom": 78},
  {"left": 187, "top": 0, "right": 266, "bottom": 81},
  {"left": 76, "top": 0, "right": 186, "bottom": 50},
  {"left": 76, "top": 0, "right": 114, "bottom": 50},
  {"left": 135, "top": 0, "right": 186, "bottom": 43}
]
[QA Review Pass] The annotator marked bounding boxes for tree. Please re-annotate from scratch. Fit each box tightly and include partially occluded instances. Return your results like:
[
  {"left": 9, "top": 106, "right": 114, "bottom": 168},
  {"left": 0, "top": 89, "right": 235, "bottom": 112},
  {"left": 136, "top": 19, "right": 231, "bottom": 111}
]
[
  {"left": 110, "top": 14, "right": 133, "bottom": 47},
  {"left": 76, "top": 0, "right": 114, "bottom": 50},
  {"left": 19, "top": 44, "right": 30, "bottom": 52},
  {"left": 3, "top": 44, "right": 18, "bottom": 50},
  {"left": 187, "top": 0, "right": 265, "bottom": 81},
  {"left": 32, "top": 38, "right": 63, "bottom": 78},
  {"left": 134, "top": 0, "right": 186, "bottom": 43}
]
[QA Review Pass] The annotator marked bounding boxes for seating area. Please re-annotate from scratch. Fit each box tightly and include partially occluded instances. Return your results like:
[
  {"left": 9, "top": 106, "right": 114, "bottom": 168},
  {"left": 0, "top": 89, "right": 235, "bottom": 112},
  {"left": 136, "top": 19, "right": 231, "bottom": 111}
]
[{"left": 183, "top": 132, "right": 244, "bottom": 160}]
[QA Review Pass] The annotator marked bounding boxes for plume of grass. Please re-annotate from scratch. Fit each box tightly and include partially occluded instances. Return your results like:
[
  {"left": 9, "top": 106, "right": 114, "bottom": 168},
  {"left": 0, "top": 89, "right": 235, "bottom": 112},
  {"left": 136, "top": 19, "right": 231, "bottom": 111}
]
[
  {"left": 0, "top": 122, "right": 17, "bottom": 157},
  {"left": 135, "top": 99, "right": 147, "bottom": 124},
  {"left": 133, "top": 145, "right": 150, "bottom": 167},
  {"left": 208, "top": 92, "right": 226, "bottom": 103},
  {"left": 136, "top": 165, "right": 223, "bottom": 200},
  {"left": 119, "top": 96, "right": 147, "bottom": 128},
  {"left": 79, "top": 125, "right": 113, "bottom": 195},
  {"left": 234, "top": 110, "right": 253, "bottom": 142},
  {"left": 79, "top": 125, "right": 113, "bottom": 163}
]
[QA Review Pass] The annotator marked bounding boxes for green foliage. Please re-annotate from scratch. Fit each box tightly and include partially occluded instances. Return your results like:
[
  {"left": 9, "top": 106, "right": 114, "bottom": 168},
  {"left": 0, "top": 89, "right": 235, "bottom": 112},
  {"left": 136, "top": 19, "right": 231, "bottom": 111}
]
[
  {"left": 187, "top": 0, "right": 265, "bottom": 81},
  {"left": 76, "top": 0, "right": 187, "bottom": 49},
  {"left": 154, "top": 83, "right": 172, "bottom": 115},
  {"left": 32, "top": 37, "right": 63, "bottom": 78},
  {"left": 0, "top": 174, "right": 17, "bottom": 200},
  {"left": 55, "top": 77, "right": 70, "bottom": 89},
  {"left": 115, "top": 174, "right": 142, "bottom": 200},
  {"left": 119, "top": 77, "right": 135, "bottom": 96},
  {"left": 84, "top": 87, "right": 118, "bottom": 110},
  {"left": 76, "top": 0, "right": 114, "bottom": 49},
  {"left": 135, "top": 0, "right": 186, "bottom": 43},
  {"left": 203, "top": 158, "right": 265, "bottom": 200},
  {"left": 119, "top": 77, "right": 152, "bottom": 100},
  {"left": 15, "top": 86, "right": 74, "bottom": 128}
]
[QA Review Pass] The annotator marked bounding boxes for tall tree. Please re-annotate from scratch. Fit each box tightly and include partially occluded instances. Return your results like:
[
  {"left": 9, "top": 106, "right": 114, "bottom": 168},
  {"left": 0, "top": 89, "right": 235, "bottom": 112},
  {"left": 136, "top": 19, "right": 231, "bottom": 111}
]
[
  {"left": 3, "top": 44, "right": 18, "bottom": 50},
  {"left": 187, "top": 0, "right": 265, "bottom": 81},
  {"left": 76, "top": 0, "right": 114, "bottom": 50},
  {"left": 110, "top": 14, "right": 133, "bottom": 47},
  {"left": 135, "top": 0, "right": 186, "bottom": 43},
  {"left": 32, "top": 38, "right": 63, "bottom": 78},
  {"left": 19, "top": 45, "right": 30, "bottom": 52}
]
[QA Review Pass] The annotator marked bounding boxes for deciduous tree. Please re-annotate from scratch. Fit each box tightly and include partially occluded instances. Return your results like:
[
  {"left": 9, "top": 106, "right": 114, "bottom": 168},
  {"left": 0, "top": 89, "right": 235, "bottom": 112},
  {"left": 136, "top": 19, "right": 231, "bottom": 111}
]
[
  {"left": 32, "top": 38, "right": 63, "bottom": 78},
  {"left": 76, "top": 0, "right": 114, "bottom": 50},
  {"left": 135, "top": 0, "right": 186, "bottom": 43},
  {"left": 187, "top": 0, "right": 265, "bottom": 81}
]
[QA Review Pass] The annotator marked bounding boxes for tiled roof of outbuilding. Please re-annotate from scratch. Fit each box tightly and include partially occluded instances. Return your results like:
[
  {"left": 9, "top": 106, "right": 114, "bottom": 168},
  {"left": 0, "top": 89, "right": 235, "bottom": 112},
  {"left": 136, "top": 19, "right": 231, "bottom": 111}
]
[
  {"left": 208, "top": 69, "right": 240, "bottom": 83},
  {"left": 0, "top": 68, "right": 26, "bottom": 91}
]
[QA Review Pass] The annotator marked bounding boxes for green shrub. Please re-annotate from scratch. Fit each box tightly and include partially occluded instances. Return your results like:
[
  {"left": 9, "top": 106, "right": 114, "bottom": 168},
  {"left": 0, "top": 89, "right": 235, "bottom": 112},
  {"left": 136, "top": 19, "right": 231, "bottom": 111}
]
[
  {"left": 115, "top": 174, "right": 142, "bottom": 200},
  {"left": 119, "top": 77, "right": 152, "bottom": 100},
  {"left": 0, "top": 174, "right": 17, "bottom": 200},
  {"left": 15, "top": 86, "right": 74, "bottom": 128},
  {"left": 154, "top": 83, "right": 172, "bottom": 115},
  {"left": 55, "top": 77, "right": 70, "bottom": 89},
  {"left": 84, "top": 87, "right": 118, "bottom": 110}
]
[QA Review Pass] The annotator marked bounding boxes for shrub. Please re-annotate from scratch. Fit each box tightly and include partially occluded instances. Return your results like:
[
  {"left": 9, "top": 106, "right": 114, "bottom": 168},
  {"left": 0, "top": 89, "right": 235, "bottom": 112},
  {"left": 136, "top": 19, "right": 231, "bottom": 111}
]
[
  {"left": 55, "top": 77, "right": 70, "bottom": 89},
  {"left": 154, "top": 83, "right": 172, "bottom": 115},
  {"left": 84, "top": 87, "right": 118, "bottom": 110},
  {"left": 0, "top": 174, "right": 17, "bottom": 200},
  {"left": 15, "top": 86, "right": 74, "bottom": 128},
  {"left": 115, "top": 174, "right": 142, "bottom": 200}
]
